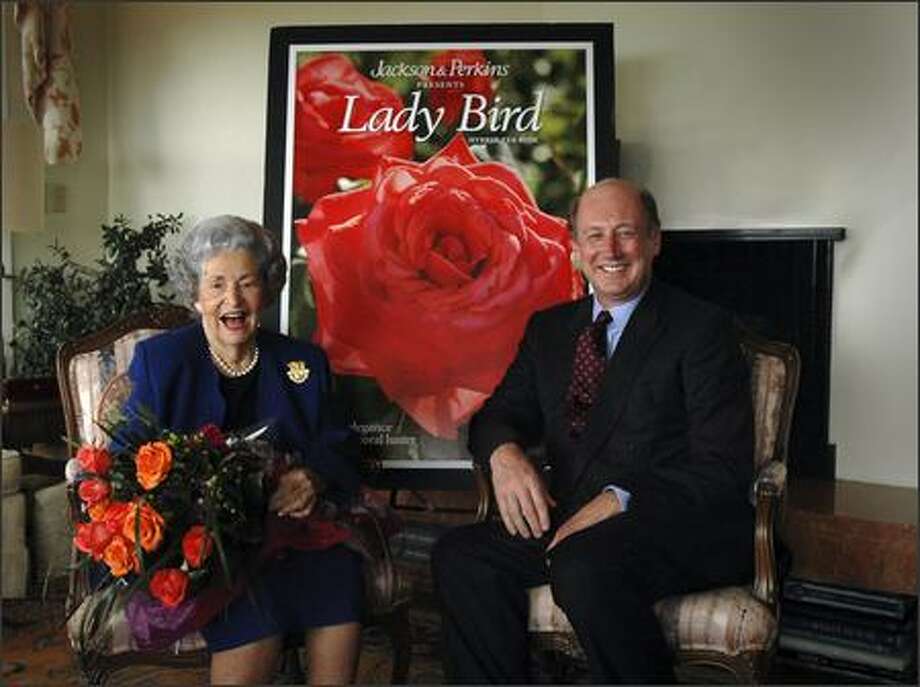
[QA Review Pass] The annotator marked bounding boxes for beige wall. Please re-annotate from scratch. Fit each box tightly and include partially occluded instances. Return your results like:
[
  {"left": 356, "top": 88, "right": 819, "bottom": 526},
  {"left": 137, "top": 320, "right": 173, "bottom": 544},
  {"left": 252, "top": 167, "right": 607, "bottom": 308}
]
[{"left": 9, "top": 2, "right": 919, "bottom": 487}]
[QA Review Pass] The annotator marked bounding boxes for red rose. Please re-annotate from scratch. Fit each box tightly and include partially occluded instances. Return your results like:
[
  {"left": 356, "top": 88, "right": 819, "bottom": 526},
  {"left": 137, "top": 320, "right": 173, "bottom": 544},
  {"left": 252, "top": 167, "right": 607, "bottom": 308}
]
[
  {"left": 78, "top": 477, "right": 111, "bottom": 506},
  {"left": 296, "top": 134, "right": 583, "bottom": 438},
  {"left": 149, "top": 569, "right": 189, "bottom": 608},
  {"left": 101, "top": 500, "right": 131, "bottom": 534},
  {"left": 293, "top": 53, "right": 414, "bottom": 204},
  {"left": 74, "top": 520, "right": 114, "bottom": 561},
  {"left": 426, "top": 50, "right": 496, "bottom": 126},
  {"left": 181, "top": 525, "right": 213, "bottom": 569},
  {"left": 76, "top": 445, "right": 112, "bottom": 476},
  {"left": 199, "top": 423, "right": 226, "bottom": 450}
]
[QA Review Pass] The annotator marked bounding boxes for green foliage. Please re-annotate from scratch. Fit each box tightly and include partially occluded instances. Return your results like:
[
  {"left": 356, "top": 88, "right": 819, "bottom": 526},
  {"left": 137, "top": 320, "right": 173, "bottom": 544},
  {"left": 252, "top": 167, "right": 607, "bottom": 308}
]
[{"left": 10, "top": 213, "right": 182, "bottom": 377}]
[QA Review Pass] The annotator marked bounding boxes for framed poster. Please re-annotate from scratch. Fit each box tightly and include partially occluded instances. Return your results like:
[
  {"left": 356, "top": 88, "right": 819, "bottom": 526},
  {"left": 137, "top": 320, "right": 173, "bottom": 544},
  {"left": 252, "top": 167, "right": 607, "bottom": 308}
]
[{"left": 263, "top": 24, "right": 615, "bottom": 487}]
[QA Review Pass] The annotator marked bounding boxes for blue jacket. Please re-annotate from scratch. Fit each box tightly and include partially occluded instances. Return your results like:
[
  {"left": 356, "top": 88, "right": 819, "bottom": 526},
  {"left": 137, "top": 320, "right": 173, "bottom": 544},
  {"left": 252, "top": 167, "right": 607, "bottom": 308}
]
[{"left": 120, "top": 321, "right": 360, "bottom": 500}]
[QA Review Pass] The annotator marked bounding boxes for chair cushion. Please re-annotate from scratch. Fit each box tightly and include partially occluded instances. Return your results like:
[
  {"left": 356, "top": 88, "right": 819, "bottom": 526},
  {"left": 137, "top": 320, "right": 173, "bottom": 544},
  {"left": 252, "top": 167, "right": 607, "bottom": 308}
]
[
  {"left": 655, "top": 586, "right": 777, "bottom": 655},
  {"left": 31, "top": 481, "right": 73, "bottom": 587},
  {"left": 2, "top": 449, "right": 21, "bottom": 494},
  {"left": 528, "top": 584, "right": 777, "bottom": 656},
  {"left": 528, "top": 584, "right": 575, "bottom": 633},
  {"left": 2, "top": 492, "right": 29, "bottom": 598}
]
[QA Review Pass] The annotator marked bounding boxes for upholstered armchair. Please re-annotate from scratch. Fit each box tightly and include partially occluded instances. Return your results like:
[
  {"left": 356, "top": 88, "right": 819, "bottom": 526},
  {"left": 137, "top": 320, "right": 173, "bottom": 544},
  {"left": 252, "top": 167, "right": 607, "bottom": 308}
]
[
  {"left": 57, "top": 304, "right": 411, "bottom": 684},
  {"left": 479, "top": 326, "right": 800, "bottom": 683}
]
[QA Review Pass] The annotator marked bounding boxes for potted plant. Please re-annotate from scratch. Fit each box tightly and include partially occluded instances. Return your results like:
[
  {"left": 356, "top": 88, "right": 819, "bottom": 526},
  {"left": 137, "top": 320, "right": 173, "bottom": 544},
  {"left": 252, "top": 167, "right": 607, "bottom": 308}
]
[{"left": 2, "top": 213, "right": 182, "bottom": 449}]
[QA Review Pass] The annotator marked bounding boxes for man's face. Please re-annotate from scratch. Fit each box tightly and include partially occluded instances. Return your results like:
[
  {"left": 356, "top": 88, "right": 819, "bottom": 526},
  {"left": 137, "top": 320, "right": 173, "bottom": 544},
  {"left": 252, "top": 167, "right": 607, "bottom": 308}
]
[{"left": 572, "top": 182, "right": 661, "bottom": 308}]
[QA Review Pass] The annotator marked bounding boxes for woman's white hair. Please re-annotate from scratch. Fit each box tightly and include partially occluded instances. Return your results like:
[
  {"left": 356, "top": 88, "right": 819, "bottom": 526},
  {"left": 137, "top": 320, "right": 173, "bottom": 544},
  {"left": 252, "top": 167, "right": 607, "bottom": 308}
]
[{"left": 170, "top": 215, "right": 287, "bottom": 309}]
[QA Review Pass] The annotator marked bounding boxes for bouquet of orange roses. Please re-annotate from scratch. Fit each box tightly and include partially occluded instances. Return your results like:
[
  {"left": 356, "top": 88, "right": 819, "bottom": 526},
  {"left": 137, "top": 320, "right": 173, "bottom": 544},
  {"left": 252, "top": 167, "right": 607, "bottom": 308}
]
[{"left": 70, "top": 419, "right": 351, "bottom": 651}]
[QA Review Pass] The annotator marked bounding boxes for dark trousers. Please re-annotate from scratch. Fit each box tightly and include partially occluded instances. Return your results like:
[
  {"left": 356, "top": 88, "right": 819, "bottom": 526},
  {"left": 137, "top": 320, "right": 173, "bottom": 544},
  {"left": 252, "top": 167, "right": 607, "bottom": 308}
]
[{"left": 431, "top": 506, "right": 753, "bottom": 684}]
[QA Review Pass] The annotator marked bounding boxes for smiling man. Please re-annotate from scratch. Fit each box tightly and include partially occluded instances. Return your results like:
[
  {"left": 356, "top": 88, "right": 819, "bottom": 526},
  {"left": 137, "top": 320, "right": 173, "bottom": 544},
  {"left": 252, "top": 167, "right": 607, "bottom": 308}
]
[{"left": 432, "top": 179, "right": 756, "bottom": 684}]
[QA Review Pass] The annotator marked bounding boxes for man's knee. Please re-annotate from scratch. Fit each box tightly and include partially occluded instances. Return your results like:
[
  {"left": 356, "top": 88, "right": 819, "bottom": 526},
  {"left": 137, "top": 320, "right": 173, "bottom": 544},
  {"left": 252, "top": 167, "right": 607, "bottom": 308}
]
[
  {"left": 548, "top": 536, "right": 644, "bottom": 621},
  {"left": 549, "top": 548, "right": 607, "bottom": 618}
]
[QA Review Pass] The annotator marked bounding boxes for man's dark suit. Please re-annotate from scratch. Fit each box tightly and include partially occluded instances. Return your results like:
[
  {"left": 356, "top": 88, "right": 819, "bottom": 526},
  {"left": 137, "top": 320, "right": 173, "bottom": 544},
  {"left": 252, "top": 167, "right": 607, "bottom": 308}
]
[{"left": 432, "top": 279, "right": 755, "bottom": 683}]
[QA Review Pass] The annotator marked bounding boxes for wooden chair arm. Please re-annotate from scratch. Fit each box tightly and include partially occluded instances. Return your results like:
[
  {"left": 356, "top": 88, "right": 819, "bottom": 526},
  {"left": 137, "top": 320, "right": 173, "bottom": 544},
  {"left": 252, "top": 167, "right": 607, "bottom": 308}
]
[
  {"left": 752, "top": 460, "right": 787, "bottom": 609},
  {"left": 344, "top": 505, "right": 412, "bottom": 615}
]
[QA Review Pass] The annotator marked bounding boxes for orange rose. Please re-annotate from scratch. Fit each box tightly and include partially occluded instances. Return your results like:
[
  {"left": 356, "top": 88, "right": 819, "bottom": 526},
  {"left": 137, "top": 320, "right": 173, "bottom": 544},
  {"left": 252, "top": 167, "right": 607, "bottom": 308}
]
[
  {"left": 74, "top": 521, "right": 114, "bottom": 561},
  {"left": 78, "top": 477, "right": 111, "bottom": 506},
  {"left": 181, "top": 525, "right": 213, "bottom": 568},
  {"left": 88, "top": 499, "right": 111, "bottom": 521},
  {"left": 122, "top": 501, "right": 165, "bottom": 553},
  {"left": 135, "top": 441, "right": 173, "bottom": 490},
  {"left": 102, "top": 535, "right": 138, "bottom": 577},
  {"left": 77, "top": 445, "right": 112, "bottom": 476},
  {"left": 149, "top": 569, "right": 189, "bottom": 608}
]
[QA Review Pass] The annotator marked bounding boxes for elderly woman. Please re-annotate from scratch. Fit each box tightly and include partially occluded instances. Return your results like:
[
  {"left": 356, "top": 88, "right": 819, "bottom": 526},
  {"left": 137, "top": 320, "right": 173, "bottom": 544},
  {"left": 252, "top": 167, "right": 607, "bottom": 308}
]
[{"left": 120, "top": 215, "right": 363, "bottom": 684}]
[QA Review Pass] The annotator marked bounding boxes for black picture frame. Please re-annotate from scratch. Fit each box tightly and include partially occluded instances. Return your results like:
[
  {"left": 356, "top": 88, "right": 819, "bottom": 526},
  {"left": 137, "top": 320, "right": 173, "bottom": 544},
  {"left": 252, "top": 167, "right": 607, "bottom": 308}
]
[{"left": 262, "top": 23, "right": 616, "bottom": 488}]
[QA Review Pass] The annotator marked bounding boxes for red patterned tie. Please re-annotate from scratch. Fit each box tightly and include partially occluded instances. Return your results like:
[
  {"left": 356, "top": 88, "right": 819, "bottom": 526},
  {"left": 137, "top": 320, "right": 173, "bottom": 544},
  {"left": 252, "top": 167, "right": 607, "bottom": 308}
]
[{"left": 565, "top": 311, "right": 612, "bottom": 438}]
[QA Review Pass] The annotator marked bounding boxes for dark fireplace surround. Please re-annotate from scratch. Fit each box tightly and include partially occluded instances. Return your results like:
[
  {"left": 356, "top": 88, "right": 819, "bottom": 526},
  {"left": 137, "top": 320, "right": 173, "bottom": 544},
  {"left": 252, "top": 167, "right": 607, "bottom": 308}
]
[{"left": 656, "top": 228, "right": 845, "bottom": 479}]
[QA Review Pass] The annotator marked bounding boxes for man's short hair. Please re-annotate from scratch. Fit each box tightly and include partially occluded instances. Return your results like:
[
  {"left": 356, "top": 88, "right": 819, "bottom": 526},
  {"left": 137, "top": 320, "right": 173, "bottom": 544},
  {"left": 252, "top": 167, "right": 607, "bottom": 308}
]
[{"left": 568, "top": 179, "right": 661, "bottom": 234}]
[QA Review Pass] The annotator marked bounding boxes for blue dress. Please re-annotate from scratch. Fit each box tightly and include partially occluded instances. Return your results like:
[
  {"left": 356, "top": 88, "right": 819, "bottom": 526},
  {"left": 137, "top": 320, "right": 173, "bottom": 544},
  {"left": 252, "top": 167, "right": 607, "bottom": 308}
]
[{"left": 122, "top": 323, "right": 365, "bottom": 651}]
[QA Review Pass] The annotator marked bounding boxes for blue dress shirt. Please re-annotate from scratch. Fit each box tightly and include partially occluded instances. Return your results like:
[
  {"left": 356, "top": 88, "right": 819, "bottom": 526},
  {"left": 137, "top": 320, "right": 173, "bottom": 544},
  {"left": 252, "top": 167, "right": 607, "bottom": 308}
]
[{"left": 591, "top": 288, "right": 647, "bottom": 512}]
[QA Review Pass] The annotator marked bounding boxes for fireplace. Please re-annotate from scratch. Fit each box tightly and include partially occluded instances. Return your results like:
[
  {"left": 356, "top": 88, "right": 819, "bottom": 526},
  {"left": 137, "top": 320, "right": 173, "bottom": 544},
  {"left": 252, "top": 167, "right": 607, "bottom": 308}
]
[{"left": 655, "top": 228, "right": 845, "bottom": 479}]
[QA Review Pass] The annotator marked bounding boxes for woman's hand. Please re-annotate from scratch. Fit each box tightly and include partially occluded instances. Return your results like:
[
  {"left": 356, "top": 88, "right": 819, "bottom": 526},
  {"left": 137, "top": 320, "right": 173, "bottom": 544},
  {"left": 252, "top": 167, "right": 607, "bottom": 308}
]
[{"left": 268, "top": 467, "right": 324, "bottom": 518}]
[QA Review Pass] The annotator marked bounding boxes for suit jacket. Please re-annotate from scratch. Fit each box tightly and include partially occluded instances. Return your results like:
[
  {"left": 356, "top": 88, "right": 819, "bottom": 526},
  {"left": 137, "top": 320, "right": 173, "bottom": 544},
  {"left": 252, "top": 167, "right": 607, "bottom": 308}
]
[
  {"left": 120, "top": 322, "right": 360, "bottom": 501},
  {"left": 469, "top": 278, "right": 754, "bottom": 525}
]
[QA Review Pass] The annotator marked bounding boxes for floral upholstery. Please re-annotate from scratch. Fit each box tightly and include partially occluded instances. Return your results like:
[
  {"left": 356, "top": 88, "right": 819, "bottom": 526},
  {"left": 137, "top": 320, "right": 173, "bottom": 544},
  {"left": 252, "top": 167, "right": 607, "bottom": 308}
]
[{"left": 66, "top": 328, "right": 162, "bottom": 445}]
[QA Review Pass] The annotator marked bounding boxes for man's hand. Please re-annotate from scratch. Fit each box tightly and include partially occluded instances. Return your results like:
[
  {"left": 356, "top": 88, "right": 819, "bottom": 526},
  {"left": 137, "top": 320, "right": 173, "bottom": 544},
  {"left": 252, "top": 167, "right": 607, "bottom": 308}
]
[
  {"left": 268, "top": 467, "right": 323, "bottom": 518},
  {"left": 546, "top": 490, "right": 621, "bottom": 551},
  {"left": 490, "top": 443, "right": 556, "bottom": 538}
]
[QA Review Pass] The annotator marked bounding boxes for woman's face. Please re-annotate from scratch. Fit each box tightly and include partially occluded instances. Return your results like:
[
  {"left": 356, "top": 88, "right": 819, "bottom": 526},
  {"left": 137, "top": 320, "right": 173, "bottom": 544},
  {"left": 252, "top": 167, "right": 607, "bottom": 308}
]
[{"left": 194, "top": 249, "right": 264, "bottom": 353}]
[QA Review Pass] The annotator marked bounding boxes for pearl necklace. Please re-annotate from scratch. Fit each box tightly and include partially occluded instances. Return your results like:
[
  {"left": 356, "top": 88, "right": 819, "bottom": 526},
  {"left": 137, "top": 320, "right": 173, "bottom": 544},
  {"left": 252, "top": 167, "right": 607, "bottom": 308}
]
[{"left": 208, "top": 343, "right": 259, "bottom": 378}]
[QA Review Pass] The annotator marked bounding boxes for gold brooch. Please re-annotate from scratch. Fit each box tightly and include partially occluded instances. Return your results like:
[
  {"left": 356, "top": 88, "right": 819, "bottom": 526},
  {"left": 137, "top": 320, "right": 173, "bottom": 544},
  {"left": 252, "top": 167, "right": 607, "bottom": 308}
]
[{"left": 286, "top": 361, "right": 310, "bottom": 384}]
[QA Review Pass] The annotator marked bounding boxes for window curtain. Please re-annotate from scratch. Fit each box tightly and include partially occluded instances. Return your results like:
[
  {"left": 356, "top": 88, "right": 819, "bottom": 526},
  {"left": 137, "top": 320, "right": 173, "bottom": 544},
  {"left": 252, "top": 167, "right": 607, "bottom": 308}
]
[{"left": 15, "top": 0, "right": 82, "bottom": 164}]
